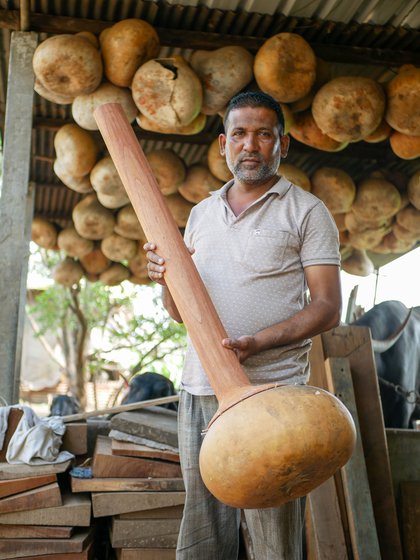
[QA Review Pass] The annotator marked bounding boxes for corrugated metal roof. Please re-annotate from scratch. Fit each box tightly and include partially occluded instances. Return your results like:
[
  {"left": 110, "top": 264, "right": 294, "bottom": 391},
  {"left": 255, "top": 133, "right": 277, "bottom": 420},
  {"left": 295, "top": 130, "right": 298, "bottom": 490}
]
[{"left": 0, "top": 0, "right": 419, "bottom": 250}]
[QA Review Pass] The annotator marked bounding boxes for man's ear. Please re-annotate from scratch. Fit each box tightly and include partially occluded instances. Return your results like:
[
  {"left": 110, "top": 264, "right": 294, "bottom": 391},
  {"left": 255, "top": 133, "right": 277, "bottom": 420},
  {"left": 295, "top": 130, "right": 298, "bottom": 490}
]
[
  {"left": 280, "top": 135, "right": 290, "bottom": 159},
  {"left": 219, "top": 133, "right": 226, "bottom": 156}
]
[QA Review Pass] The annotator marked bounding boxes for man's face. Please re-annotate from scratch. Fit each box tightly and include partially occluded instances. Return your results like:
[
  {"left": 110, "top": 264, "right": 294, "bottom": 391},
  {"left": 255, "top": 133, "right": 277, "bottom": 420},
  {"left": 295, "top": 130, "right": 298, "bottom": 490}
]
[{"left": 219, "top": 106, "right": 289, "bottom": 186}]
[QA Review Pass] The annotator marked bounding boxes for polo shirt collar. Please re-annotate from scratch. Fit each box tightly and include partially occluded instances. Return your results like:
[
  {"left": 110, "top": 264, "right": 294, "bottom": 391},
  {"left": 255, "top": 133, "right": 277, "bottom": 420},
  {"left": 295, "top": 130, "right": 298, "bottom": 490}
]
[{"left": 210, "top": 175, "right": 292, "bottom": 201}]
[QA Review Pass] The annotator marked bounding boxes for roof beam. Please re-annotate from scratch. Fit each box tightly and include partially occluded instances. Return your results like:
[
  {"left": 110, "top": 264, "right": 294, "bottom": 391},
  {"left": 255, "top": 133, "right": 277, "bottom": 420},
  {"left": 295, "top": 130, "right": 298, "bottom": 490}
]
[
  {"left": 33, "top": 118, "right": 217, "bottom": 145},
  {"left": 1, "top": 9, "right": 419, "bottom": 66},
  {"left": 33, "top": 117, "right": 395, "bottom": 163}
]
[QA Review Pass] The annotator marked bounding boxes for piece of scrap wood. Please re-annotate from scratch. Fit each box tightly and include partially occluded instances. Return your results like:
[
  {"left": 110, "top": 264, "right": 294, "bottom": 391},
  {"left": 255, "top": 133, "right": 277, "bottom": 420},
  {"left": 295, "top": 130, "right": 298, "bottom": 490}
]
[
  {"left": 0, "top": 459, "right": 72, "bottom": 481},
  {"left": 0, "top": 482, "right": 62, "bottom": 514},
  {"left": 111, "top": 518, "right": 181, "bottom": 549},
  {"left": 71, "top": 476, "right": 184, "bottom": 493},
  {"left": 0, "top": 525, "right": 74, "bottom": 539},
  {"left": 0, "top": 493, "right": 91, "bottom": 526},
  {"left": 0, "top": 409, "right": 23, "bottom": 462},
  {"left": 0, "top": 474, "right": 56, "bottom": 499},
  {"left": 93, "top": 436, "right": 181, "bottom": 478},
  {"left": 111, "top": 439, "right": 180, "bottom": 463},
  {"left": 92, "top": 491, "right": 185, "bottom": 518},
  {"left": 0, "top": 527, "right": 92, "bottom": 559}
]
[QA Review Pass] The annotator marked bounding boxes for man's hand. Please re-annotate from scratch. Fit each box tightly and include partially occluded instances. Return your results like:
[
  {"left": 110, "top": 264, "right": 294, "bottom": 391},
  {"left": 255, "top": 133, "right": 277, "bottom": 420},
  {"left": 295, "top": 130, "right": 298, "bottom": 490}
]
[
  {"left": 144, "top": 242, "right": 167, "bottom": 286},
  {"left": 144, "top": 242, "right": 195, "bottom": 286},
  {"left": 222, "top": 335, "right": 259, "bottom": 363}
]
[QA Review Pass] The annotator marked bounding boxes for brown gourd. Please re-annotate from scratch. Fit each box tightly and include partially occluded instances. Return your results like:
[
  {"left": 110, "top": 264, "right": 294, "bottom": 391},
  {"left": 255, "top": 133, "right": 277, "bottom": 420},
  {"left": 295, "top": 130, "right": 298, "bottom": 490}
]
[
  {"left": 33, "top": 34, "right": 102, "bottom": 98},
  {"left": 312, "top": 77, "right": 385, "bottom": 143},
  {"left": 254, "top": 33, "right": 316, "bottom": 103},
  {"left": 101, "top": 19, "right": 160, "bottom": 87},
  {"left": 132, "top": 56, "right": 203, "bottom": 128}
]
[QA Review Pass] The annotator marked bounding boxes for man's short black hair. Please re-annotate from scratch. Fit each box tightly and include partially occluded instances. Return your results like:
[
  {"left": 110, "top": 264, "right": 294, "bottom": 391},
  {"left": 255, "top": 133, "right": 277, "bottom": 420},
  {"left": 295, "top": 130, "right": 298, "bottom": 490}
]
[{"left": 223, "top": 91, "right": 285, "bottom": 135}]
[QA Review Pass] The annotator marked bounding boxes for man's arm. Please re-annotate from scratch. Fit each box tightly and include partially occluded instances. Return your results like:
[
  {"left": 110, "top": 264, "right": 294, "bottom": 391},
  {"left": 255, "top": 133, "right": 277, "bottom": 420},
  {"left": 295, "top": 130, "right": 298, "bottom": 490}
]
[
  {"left": 144, "top": 242, "right": 184, "bottom": 323},
  {"left": 222, "top": 264, "right": 342, "bottom": 362},
  {"left": 161, "top": 286, "right": 183, "bottom": 323}
]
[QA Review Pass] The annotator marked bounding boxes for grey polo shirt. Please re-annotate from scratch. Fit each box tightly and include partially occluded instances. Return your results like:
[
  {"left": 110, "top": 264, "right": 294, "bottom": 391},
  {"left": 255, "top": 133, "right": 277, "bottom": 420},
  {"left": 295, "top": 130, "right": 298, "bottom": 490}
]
[{"left": 181, "top": 176, "right": 340, "bottom": 396}]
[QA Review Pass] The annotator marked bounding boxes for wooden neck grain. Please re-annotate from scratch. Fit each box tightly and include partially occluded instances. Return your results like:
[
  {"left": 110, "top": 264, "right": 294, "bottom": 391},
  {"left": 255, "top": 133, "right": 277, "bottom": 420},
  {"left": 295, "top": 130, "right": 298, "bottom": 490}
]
[{"left": 94, "top": 103, "right": 251, "bottom": 399}]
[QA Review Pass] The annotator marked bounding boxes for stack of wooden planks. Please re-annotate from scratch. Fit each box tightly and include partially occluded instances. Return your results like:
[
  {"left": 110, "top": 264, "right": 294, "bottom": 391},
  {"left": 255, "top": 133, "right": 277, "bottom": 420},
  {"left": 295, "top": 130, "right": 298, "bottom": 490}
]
[
  {"left": 71, "top": 406, "right": 185, "bottom": 559},
  {"left": 307, "top": 329, "right": 406, "bottom": 560},
  {"left": 0, "top": 409, "right": 94, "bottom": 560}
]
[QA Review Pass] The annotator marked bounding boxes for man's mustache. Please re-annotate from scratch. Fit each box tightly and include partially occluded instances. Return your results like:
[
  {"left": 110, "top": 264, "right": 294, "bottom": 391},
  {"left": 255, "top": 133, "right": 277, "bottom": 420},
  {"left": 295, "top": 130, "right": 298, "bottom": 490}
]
[{"left": 237, "top": 153, "right": 263, "bottom": 163}]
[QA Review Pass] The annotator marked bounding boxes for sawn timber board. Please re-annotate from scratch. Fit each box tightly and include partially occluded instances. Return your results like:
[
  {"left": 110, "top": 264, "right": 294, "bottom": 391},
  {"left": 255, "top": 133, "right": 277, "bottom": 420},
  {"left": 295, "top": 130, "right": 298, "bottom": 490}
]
[
  {"left": 0, "top": 482, "right": 62, "bottom": 514},
  {"left": 111, "top": 518, "right": 181, "bottom": 548},
  {"left": 116, "top": 548, "right": 175, "bottom": 559},
  {"left": 93, "top": 436, "right": 182, "bottom": 478},
  {"left": 111, "top": 439, "right": 180, "bottom": 463},
  {"left": 0, "top": 493, "right": 91, "bottom": 526},
  {"left": 0, "top": 528, "right": 92, "bottom": 559},
  {"left": 92, "top": 491, "right": 185, "bottom": 517},
  {"left": 0, "top": 474, "right": 56, "bottom": 498},
  {"left": 0, "top": 459, "right": 72, "bottom": 481},
  {"left": 320, "top": 327, "right": 403, "bottom": 560},
  {"left": 325, "top": 357, "right": 381, "bottom": 560},
  {"left": 15, "top": 539, "right": 94, "bottom": 560},
  {"left": 110, "top": 407, "right": 178, "bottom": 448},
  {"left": 0, "top": 525, "right": 74, "bottom": 539},
  {"left": 71, "top": 476, "right": 184, "bottom": 493}
]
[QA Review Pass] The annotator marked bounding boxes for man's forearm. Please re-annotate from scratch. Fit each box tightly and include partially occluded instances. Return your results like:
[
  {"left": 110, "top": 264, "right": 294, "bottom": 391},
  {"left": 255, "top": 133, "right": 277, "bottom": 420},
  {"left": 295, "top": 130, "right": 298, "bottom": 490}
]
[
  {"left": 162, "top": 286, "right": 183, "bottom": 323},
  {"left": 254, "top": 299, "right": 341, "bottom": 353}
]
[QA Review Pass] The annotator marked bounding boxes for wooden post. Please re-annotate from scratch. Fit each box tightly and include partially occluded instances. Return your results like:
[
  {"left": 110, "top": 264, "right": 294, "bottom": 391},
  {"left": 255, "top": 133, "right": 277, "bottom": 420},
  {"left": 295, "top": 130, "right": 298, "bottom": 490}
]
[
  {"left": 325, "top": 357, "right": 381, "bottom": 559},
  {"left": 321, "top": 326, "right": 403, "bottom": 560},
  {"left": 0, "top": 32, "right": 37, "bottom": 405}
]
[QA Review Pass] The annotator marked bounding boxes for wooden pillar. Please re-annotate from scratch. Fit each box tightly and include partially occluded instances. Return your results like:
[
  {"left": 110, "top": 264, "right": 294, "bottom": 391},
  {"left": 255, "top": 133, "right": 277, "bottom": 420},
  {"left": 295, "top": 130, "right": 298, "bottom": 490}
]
[{"left": 0, "top": 31, "right": 37, "bottom": 405}]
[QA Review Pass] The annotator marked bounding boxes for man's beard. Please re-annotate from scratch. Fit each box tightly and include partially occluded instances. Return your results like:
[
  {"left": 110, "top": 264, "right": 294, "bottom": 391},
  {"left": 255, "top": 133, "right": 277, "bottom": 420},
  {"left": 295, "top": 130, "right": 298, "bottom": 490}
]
[{"left": 226, "top": 151, "right": 280, "bottom": 185}]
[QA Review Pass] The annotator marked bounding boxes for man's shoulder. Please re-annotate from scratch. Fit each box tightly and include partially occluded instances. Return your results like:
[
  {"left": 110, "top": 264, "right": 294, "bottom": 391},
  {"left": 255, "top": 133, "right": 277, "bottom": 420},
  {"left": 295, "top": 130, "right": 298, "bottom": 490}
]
[{"left": 285, "top": 182, "right": 321, "bottom": 207}]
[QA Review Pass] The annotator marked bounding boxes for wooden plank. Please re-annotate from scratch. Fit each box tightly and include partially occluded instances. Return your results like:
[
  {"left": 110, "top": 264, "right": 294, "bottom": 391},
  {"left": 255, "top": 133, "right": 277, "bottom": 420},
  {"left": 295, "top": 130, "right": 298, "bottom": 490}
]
[
  {"left": 111, "top": 518, "right": 181, "bottom": 548},
  {"left": 0, "top": 525, "right": 74, "bottom": 539},
  {"left": 110, "top": 430, "right": 179, "bottom": 453},
  {"left": 1, "top": 10, "right": 420, "bottom": 67},
  {"left": 93, "top": 436, "right": 182, "bottom": 479},
  {"left": 240, "top": 510, "right": 255, "bottom": 560},
  {"left": 61, "top": 423, "right": 87, "bottom": 456},
  {"left": 0, "top": 32, "right": 37, "bottom": 405},
  {"left": 0, "top": 409, "right": 24, "bottom": 461},
  {"left": 309, "top": 336, "right": 352, "bottom": 556},
  {"left": 321, "top": 326, "right": 403, "bottom": 560},
  {"left": 92, "top": 491, "right": 185, "bottom": 518},
  {"left": 325, "top": 357, "right": 381, "bottom": 560},
  {"left": 0, "top": 493, "right": 91, "bottom": 526},
  {"left": 111, "top": 439, "right": 180, "bottom": 463},
  {"left": 307, "top": 478, "right": 348, "bottom": 559},
  {"left": 0, "top": 528, "right": 92, "bottom": 559},
  {"left": 71, "top": 475, "right": 184, "bottom": 493},
  {"left": 386, "top": 429, "right": 420, "bottom": 499},
  {"left": 116, "top": 549, "right": 175, "bottom": 560},
  {"left": 0, "top": 482, "right": 62, "bottom": 514},
  {"left": 19, "top": 538, "right": 94, "bottom": 560},
  {"left": 0, "top": 459, "right": 72, "bottom": 481},
  {"left": 399, "top": 481, "right": 420, "bottom": 560},
  {"left": 62, "top": 395, "right": 179, "bottom": 423},
  {"left": 0, "top": 474, "right": 56, "bottom": 498},
  {"left": 110, "top": 408, "right": 178, "bottom": 448},
  {"left": 119, "top": 505, "right": 184, "bottom": 520}
]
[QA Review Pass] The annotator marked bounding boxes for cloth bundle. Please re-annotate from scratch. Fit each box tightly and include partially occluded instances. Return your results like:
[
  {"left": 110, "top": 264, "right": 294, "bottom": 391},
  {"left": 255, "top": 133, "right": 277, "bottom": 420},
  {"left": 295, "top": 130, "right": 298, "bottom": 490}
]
[{"left": 0, "top": 405, "right": 74, "bottom": 465}]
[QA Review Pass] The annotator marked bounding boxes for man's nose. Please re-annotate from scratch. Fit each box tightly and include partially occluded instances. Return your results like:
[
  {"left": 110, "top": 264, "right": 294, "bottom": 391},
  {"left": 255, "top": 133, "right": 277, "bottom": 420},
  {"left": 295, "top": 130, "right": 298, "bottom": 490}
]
[{"left": 243, "top": 133, "right": 258, "bottom": 151}]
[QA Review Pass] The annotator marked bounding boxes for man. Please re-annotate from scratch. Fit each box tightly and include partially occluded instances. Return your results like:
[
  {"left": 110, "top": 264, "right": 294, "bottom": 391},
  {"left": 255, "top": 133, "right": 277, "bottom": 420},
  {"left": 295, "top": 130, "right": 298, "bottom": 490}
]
[{"left": 145, "top": 91, "right": 341, "bottom": 559}]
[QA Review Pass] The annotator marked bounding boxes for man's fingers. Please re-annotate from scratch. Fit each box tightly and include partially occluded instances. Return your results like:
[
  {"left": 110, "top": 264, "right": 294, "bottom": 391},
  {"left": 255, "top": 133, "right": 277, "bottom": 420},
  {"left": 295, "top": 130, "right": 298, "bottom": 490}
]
[{"left": 222, "top": 338, "right": 238, "bottom": 348}]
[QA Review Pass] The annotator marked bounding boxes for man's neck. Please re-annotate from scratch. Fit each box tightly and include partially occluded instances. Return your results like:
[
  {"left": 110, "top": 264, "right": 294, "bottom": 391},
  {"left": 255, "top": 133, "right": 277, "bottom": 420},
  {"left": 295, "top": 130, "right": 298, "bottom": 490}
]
[{"left": 227, "top": 175, "right": 278, "bottom": 216}]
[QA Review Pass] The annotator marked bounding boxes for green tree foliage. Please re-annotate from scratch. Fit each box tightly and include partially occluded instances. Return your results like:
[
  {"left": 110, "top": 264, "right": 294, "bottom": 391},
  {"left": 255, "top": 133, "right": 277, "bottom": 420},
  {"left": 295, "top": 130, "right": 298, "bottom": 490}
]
[{"left": 27, "top": 246, "right": 186, "bottom": 408}]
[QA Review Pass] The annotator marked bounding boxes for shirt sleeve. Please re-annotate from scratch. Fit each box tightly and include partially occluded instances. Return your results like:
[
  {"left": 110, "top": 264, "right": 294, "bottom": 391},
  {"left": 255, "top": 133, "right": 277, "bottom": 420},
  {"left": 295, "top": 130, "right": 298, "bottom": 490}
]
[{"left": 299, "top": 201, "right": 341, "bottom": 267}]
